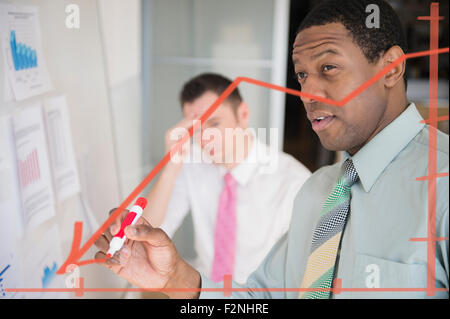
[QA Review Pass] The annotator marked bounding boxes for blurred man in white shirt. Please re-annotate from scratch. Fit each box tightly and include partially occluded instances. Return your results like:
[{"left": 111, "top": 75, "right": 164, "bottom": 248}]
[{"left": 138, "top": 73, "right": 311, "bottom": 284}]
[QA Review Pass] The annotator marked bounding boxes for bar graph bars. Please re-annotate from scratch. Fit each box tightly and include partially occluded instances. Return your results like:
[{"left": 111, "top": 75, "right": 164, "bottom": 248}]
[
  {"left": 18, "top": 148, "right": 41, "bottom": 189},
  {"left": 9, "top": 30, "right": 38, "bottom": 71}
]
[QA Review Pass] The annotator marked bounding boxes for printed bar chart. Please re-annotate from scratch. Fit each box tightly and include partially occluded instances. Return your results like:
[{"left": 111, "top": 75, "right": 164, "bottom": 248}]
[
  {"left": 1, "top": 5, "right": 52, "bottom": 100},
  {"left": 18, "top": 148, "right": 41, "bottom": 189},
  {"left": 9, "top": 30, "right": 38, "bottom": 70}
]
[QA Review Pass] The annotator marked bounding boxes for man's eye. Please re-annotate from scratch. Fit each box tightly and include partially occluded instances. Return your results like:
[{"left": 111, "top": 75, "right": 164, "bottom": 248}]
[
  {"left": 296, "top": 72, "right": 307, "bottom": 81},
  {"left": 322, "top": 65, "right": 336, "bottom": 72}
]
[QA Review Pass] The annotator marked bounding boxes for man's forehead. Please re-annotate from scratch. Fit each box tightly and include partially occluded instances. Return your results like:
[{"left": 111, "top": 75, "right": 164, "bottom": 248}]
[{"left": 293, "top": 23, "right": 350, "bottom": 50}]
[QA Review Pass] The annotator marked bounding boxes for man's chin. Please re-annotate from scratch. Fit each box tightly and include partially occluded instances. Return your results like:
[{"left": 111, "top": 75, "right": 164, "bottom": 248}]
[
  {"left": 318, "top": 136, "right": 346, "bottom": 153},
  {"left": 201, "top": 149, "right": 223, "bottom": 164}
]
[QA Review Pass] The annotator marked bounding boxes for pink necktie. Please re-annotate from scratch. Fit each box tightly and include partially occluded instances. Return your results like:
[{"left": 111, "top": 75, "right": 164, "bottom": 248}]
[{"left": 211, "top": 172, "right": 237, "bottom": 282}]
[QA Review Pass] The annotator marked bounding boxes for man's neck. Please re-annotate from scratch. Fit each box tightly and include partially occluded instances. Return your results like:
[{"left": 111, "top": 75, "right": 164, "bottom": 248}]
[{"left": 347, "top": 95, "right": 409, "bottom": 156}]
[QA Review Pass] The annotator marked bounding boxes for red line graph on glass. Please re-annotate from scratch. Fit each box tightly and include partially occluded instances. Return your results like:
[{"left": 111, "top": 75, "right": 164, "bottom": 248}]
[{"left": 4, "top": 2, "right": 448, "bottom": 298}]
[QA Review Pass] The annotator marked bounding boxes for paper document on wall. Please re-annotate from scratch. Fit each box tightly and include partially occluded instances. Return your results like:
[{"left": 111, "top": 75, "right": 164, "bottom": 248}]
[
  {"left": 0, "top": 115, "right": 24, "bottom": 245},
  {"left": 44, "top": 95, "right": 81, "bottom": 203},
  {"left": 0, "top": 4, "right": 52, "bottom": 101},
  {"left": 20, "top": 224, "right": 66, "bottom": 298},
  {"left": 3, "top": 58, "right": 13, "bottom": 102},
  {"left": 13, "top": 104, "right": 55, "bottom": 230},
  {"left": 0, "top": 116, "right": 25, "bottom": 299}
]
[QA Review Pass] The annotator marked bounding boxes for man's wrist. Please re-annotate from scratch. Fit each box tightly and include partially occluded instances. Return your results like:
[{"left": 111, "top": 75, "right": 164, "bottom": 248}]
[{"left": 165, "top": 260, "right": 201, "bottom": 299}]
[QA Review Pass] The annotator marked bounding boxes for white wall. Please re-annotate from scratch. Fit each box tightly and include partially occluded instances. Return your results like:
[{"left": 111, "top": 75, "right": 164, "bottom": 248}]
[{"left": 98, "top": 0, "right": 144, "bottom": 199}]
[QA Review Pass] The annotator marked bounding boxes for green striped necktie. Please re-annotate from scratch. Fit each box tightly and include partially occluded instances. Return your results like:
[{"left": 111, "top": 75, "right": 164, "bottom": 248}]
[{"left": 299, "top": 158, "right": 359, "bottom": 299}]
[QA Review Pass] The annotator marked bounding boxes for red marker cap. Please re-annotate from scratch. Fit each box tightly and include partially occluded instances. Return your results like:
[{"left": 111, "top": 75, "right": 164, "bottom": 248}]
[{"left": 135, "top": 197, "right": 147, "bottom": 209}]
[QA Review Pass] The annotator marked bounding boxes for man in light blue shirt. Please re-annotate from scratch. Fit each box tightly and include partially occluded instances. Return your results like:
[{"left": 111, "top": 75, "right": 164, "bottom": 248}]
[
  {"left": 198, "top": 102, "right": 449, "bottom": 299},
  {"left": 95, "top": 0, "right": 448, "bottom": 299}
]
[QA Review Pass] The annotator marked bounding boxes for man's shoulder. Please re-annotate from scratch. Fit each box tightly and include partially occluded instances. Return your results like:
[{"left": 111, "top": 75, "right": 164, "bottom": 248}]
[
  {"left": 406, "top": 126, "right": 449, "bottom": 178},
  {"left": 411, "top": 125, "right": 449, "bottom": 159}
]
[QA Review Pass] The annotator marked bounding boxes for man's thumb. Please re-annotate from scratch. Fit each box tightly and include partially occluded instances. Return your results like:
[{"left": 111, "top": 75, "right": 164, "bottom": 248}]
[{"left": 124, "top": 224, "right": 169, "bottom": 246}]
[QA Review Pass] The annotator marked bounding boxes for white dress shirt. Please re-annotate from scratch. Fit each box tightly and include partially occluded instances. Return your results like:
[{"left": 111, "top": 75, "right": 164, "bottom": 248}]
[{"left": 160, "top": 137, "right": 311, "bottom": 284}]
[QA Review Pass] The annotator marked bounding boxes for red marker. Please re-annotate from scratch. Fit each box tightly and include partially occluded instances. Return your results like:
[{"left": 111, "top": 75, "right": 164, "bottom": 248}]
[{"left": 106, "top": 197, "right": 148, "bottom": 258}]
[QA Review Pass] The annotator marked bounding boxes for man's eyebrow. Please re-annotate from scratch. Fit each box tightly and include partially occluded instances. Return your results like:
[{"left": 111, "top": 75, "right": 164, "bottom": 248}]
[
  {"left": 292, "top": 43, "right": 341, "bottom": 65},
  {"left": 310, "top": 48, "right": 340, "bottom": 61}
]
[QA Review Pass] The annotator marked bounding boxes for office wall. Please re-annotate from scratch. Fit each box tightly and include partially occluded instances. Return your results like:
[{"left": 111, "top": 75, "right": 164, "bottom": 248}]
[{"left": 0, "top": 0, "right": 128, "bottom": 298}]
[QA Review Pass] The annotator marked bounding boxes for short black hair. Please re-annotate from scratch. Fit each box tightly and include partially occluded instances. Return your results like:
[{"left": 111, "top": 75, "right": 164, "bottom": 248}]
[
  {"left": 297, "top": 0, "right": 408, "bottom": 87},
  {"left": 179, "top": 73, "right": 242, "bottom": 111}
]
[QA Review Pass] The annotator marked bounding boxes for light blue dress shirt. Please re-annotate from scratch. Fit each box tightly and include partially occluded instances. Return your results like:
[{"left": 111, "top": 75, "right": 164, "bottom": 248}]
[{"left": 199, "top": 103, "right": 449, "bottom": 299}]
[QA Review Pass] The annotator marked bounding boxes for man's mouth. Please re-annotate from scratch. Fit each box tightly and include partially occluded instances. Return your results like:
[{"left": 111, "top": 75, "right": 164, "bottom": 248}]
[{"left": 311, "top": 115, "right": 336, "bottom": 132}]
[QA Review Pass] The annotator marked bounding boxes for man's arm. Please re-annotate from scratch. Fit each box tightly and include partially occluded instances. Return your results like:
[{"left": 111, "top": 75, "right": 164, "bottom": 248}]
[
  {"left": 141, "top": 115, "right": 197, "bottom": 228},
  {"left": 95, "top": 218, "right": 201, "bottom": 299},
  {"left": 95, "top": 216, "right": 290, "bottom": 299},
  {"left": 143, "top": 162, "right": 186, "bottom": 227}
]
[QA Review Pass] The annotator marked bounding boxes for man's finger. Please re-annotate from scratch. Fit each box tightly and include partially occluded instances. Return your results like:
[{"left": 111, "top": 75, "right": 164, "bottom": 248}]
[
  {"left": 124, "top": 224, "right": 169, "bottom": 246},
  {"left": 95, "top": 251, "right": 120, "bottom": 268},
  {"left": 94, "top": 233, "right": 110, "bottom": 252},
  {"left": 108, "top": 208, "right": 129, "bottom": 237},
  {"left": 137, "top": 215, "right": 151, "bottom": 227},
  {"left": 172, "top": 115, "right": 202, "bottom": 135},
  {"left": 114, "top": 244, "right": 131, "bottom": 266},
  {"left": 178, "top": 113, "right": 197, "bottom": 128}
]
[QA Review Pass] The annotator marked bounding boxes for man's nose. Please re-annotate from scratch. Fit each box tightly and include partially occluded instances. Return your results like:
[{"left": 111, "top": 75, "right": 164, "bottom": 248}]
[{"left": 299, "top": 74, "right": 326, "bottom": 105}]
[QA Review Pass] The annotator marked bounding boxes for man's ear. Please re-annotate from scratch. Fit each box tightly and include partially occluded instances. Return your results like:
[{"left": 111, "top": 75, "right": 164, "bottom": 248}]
[
  {"left": 381, "top": 45, "right": 406, "bottom": 89},
  {"left": 236, "top": 102, "right": 250, "bottom": 128}
]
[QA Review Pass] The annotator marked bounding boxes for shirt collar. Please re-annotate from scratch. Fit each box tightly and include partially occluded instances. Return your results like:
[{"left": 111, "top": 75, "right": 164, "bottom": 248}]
[
  {"left": 229, "top": 134, "right": 261, "bottom": 186},
  {"left": 343, "top": 103, "right": 425, "bottom": 192}
]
